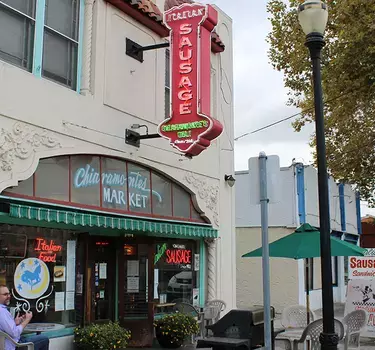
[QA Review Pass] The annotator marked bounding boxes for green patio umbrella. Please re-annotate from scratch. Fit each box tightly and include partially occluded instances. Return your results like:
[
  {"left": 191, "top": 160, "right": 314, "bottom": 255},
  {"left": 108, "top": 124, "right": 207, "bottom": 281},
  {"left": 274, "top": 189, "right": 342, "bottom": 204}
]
[
  {"left": 242, "top": 223, "right": 365, "bottom": 324},
  {"left": 242, "top": 223, "right": 366, "bottom": 259}
]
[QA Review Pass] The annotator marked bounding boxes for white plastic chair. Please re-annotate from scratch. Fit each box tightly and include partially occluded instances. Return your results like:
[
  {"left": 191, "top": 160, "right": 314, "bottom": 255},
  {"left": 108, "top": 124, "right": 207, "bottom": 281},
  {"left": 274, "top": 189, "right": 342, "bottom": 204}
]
[
  {"left": 206, "top": 299, "right": 226, "bottom": 323},
  {"left": 281, "top": 305, "right": 316, "bottom": 329},
  {"left": 291, "top": 318, "right": 344, "bottom": 350},
  {"left": 0, "top": 331, "right": 34, "bottom": 350},
  {"left": 342, "top": 310, "right": 367, "bottom": 349}
]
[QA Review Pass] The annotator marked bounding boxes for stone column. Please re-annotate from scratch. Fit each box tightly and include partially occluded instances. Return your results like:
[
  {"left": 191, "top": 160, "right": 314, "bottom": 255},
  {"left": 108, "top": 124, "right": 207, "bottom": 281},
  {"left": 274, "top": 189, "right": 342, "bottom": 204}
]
[
  {"left": 205, "top": 238, "right": 217, "bottom": 301},
  {"left": 80, "top": 0, "right": 95, "bottom": 95}
]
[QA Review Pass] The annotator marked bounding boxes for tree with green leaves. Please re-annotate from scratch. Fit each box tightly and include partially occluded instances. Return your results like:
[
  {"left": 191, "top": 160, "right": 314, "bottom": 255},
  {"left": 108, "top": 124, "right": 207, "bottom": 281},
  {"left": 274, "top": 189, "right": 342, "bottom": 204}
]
[{"left": 267, "top": 0, "right": 375, "bottom": 203}]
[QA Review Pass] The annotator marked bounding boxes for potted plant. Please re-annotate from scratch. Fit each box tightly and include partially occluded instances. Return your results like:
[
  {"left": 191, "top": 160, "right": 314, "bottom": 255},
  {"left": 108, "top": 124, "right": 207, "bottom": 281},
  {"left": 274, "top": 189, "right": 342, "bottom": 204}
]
[
  {"left": 74, "top": 321, "right": 131, "bottom": 350},
  {"left": 154, "top": 312, "right": 200, "bottom": 348}
]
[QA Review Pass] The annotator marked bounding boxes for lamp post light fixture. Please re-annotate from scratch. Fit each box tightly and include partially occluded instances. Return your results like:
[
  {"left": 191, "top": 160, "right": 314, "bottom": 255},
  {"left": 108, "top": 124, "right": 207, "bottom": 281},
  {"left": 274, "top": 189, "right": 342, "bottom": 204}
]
[
  {"left": 298, "top": 2, "right": 337, "bottom": 350},
  {"left": 224, "top": 175, "right": 236, "bottom": 187}
]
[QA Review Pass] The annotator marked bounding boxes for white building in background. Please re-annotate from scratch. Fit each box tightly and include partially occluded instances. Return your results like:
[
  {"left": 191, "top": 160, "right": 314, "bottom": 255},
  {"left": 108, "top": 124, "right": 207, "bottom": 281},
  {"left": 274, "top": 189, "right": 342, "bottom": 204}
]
[
  {"left": 236, "top": 160, "right": 361, "bottom": 313},
  {"left": 0, "top": 0, "right": 235, "bottom": 348}
]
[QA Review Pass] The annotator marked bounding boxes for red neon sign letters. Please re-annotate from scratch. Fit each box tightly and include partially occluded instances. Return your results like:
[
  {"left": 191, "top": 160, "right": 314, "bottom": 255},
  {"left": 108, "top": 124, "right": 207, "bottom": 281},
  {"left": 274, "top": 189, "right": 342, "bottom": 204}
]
[
  {"left": 158, "top": 3, "right": 223, "bottom": 157},
  {"left": 166, "top": 249, "right": 192, "bottom": 265},
  {"left": 34, "top": 238, "right": 62, "bottom": 263}
]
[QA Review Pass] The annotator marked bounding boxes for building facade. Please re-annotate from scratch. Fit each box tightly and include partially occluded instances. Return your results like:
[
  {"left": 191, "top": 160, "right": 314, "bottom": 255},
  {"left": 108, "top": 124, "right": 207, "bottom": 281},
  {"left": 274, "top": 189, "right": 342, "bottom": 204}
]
[
  {"left": 360, "top": 216, "right": 375, "bottom": 248},
  {"left": 236, "top": 161, "right": 361, "bottom": 313},
  {"left": 0, "top": 0, "right": 235, "bottom": 348}
]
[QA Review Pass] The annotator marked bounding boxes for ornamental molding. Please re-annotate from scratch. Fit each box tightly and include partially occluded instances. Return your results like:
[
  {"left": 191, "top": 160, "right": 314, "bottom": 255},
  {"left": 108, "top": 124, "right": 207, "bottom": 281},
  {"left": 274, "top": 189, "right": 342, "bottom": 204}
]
[
  {"left": 0, "top": 122, "right": 61, "bottom": 172},
  {"left": 183, "top": 172, "right": 219, "bottom": 226},
  {"left": 205, "top": 238, "right": 217, "bottom": 301}
]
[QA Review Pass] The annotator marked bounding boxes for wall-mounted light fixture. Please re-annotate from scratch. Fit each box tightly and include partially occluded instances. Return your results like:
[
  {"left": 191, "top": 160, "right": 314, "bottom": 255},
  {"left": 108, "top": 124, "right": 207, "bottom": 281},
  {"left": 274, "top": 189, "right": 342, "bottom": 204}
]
[{"left": 224, "top": 175, "right": 236, "bottom": 187}]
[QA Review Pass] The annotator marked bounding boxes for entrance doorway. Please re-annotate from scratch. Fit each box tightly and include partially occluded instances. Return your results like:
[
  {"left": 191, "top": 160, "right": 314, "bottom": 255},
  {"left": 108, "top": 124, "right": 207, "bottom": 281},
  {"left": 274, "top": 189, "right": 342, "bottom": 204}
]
[
  {"left": 86, "top": 237, "right": 117, "bottom": 324},
  {"left": 119, "top": 240, "right": 154, "bottom": 347},
  {"left": 83, "top": 236, "right": 199, "bottom": 347}
]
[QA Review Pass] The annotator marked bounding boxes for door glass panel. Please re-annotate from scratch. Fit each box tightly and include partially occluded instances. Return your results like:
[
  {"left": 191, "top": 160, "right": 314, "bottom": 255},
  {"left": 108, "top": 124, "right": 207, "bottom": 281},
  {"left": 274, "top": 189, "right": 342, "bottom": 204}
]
[
  {"left": 123, "top": 244, "right": 148, "bottom": 319},
  {"left": 91, "top": 239, "right": 115, "bottom": 322}
]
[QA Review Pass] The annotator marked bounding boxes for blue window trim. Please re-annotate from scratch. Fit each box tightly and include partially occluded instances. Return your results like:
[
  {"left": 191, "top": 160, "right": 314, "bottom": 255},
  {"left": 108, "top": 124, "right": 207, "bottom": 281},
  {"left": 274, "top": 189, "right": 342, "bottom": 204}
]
[
  {"left": 32, "top": 0, "right": 46, "bottom": 77},
  {"left": 339, "top": 183, "right": 346, "bottom": 232},
  {"left": 32, "top": 0, "right": 84, "bottom": 91},
  {"left": 296, "top": 164, "right": 306, "bottom": 225},
  {"left": 199, "top": 239, "right": 205, "bottom": 307},
  {"left": 356, "top": 191, "right": 362, "bottom": 235},
  {"left": 76, "top": 0, "right": 85, "bottom": 93}
]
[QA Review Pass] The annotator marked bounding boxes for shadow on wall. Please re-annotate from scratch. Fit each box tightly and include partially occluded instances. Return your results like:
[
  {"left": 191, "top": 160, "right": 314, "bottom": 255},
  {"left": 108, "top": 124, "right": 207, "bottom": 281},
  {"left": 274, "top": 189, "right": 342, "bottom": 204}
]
[{"left": 236, "top": 227, "right": 299, "bottom": 313}]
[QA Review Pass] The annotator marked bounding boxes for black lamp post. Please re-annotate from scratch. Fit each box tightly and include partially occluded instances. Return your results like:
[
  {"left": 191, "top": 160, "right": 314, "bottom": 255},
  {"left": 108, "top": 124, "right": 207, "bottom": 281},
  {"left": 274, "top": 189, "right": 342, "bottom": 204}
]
[{"left": 298, "top": 2, "right": 338, "bottom": 350}]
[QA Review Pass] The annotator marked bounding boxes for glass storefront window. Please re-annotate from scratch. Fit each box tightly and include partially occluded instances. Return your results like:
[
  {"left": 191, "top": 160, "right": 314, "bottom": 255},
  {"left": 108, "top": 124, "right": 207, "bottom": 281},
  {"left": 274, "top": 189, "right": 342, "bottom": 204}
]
[
  {"left": 71, "top": 155, "right": 100, "bottom": 206},
  {"left": 154, "top": 241, "right": 197, "bottom": 304},
  {"left": 101, "top": 158, "right": 127, "bottom": 210},
  {"left": 127, "top": 163, "right": 151, "bottom": 214},
  {"left": 0, "top": 225, "right": 78, "bottom": 327},
  {"left": 6, "top": 175, "right": 33, "bottom": 196},
  {"left": 151, "top": 173, "right": 172, "bottom": 216},
  {"left": 35, "top": 157, "right": 69, "bottom": 201},
  {"left": 172, "top": 184, "right": 190, "bottom": 218},
  {"left": 4, "top": 155, "right": 206, "bottom": 223}
]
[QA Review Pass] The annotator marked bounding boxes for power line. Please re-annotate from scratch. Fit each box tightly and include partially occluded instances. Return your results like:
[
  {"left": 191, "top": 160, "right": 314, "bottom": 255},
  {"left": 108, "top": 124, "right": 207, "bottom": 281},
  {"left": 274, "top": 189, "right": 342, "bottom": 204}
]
[{"left": 234, "top": 84, "right": 371, "bottom": 142}]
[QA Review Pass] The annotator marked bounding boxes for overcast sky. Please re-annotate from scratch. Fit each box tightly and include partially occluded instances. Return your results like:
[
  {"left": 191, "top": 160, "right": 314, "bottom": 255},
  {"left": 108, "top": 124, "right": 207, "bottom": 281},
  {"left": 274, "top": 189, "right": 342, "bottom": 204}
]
[{"left": 201, "top": 0, "right": 374, "bottom": 216}]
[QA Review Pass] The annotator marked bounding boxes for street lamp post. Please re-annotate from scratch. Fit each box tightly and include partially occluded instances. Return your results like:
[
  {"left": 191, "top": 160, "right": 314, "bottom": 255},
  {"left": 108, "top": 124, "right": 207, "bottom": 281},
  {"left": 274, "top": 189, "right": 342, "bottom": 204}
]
[{"left": 298, "top": 2, "right": 338, "bottom": 350}]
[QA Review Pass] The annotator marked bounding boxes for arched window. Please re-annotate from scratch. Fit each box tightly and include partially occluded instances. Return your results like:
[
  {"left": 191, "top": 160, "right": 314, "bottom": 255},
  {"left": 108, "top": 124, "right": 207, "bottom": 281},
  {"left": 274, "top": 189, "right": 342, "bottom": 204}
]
[{"left": 5, "top": 156, "right": 206, "bottom": 223}]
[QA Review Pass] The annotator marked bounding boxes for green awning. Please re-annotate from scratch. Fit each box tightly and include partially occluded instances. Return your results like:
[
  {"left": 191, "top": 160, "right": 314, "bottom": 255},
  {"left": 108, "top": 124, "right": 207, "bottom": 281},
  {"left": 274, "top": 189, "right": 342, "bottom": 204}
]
[{"left": 9, "top": 203, "right": 217, "bottom": 239}]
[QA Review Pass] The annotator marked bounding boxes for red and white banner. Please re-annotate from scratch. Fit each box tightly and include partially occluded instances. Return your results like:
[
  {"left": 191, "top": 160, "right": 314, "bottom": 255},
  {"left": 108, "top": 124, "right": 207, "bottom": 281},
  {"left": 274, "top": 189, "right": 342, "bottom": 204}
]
[
  {"left": 345, "top": 279, "right": 374, "bottom": 336},
  {"left": 349, "top": 256, "right": 375, "bottom": 279}
]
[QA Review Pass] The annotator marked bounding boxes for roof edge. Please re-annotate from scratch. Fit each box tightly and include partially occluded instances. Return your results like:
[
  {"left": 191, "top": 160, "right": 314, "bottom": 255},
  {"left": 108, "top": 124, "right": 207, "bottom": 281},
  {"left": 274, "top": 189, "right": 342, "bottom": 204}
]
[{"left": 105, "top": 0, "right": 225, "bottom": 52}]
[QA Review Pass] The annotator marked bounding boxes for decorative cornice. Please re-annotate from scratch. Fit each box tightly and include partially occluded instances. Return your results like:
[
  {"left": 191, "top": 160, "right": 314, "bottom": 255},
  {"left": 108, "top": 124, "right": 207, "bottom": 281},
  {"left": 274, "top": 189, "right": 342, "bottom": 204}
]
[
  {"left": 0, "top": 122, "right": 61, "bottom": 171},
  {"left": 184, "top": 172, "right": 219, "bottom": 226}
]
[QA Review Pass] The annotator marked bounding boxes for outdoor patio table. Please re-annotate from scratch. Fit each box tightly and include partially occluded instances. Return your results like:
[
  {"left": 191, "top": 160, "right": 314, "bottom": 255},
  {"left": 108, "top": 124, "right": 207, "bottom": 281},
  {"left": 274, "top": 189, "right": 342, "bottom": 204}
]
[{"left": 24, "top": 323, "right": 65, "bottom": 335}]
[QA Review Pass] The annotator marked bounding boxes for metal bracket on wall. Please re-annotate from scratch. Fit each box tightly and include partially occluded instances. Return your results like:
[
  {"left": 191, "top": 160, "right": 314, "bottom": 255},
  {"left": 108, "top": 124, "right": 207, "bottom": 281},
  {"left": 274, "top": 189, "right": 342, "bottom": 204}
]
[
  {"left": 125, "top": 38, "right": 170, "bottom": 63},
  {"left": 125, "top": 129, "right": 161, "bottom": 148}
]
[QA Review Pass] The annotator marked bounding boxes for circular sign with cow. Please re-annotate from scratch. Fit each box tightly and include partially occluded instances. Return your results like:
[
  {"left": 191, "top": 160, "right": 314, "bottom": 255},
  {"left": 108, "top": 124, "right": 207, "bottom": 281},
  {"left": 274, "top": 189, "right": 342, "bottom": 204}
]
[{"left": 14, "top": 258, "right": 50, "bottom": 299}]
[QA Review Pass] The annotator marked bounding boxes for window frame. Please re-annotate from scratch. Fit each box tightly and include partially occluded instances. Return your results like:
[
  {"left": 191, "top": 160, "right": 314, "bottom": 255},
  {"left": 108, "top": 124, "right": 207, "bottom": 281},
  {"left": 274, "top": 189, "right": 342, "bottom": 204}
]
[
  {"left": 0, "top": 0, "right": 84, "bottom": 92},
  {"left": 0, "top": 0, "right": 36, "bottom": 72},
  {"left": 4, "top": 155, "right": 207, "bottom": 224}
]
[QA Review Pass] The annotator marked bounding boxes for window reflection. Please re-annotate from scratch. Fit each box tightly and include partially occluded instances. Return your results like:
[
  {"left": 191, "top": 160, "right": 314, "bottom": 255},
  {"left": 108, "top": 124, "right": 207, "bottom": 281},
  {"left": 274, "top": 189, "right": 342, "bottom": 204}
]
[
  {"left": 71, "top": 156, "right": 100, "bottom": 206},
  {"left": 127, "top": 164, "right": 151, "bottom": 214},
  {"left": 154, "top": 242, "right": 197, "bottom": 304},
  {"left": 151, "top": 173, "right": 172, "bottom": 216}
]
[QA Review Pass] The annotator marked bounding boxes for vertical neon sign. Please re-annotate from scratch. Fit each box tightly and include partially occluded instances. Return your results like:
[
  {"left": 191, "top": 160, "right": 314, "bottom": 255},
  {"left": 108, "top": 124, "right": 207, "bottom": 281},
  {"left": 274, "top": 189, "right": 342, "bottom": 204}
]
[{"left": 158, "top": 3, "right": 224, "bottom": 157}]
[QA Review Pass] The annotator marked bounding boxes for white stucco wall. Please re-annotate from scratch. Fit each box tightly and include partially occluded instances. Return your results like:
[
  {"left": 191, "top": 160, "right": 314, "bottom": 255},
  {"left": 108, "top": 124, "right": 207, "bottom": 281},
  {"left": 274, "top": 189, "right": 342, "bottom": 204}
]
[
  {"left": 0, "top": 0, "right": 236, "bottom": 344},
  {"left": 235, "top": 161, "right": 360, "bottom": 313},
  {"left": 236, "top": 227, "right": 299, "bottom": 314}
]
